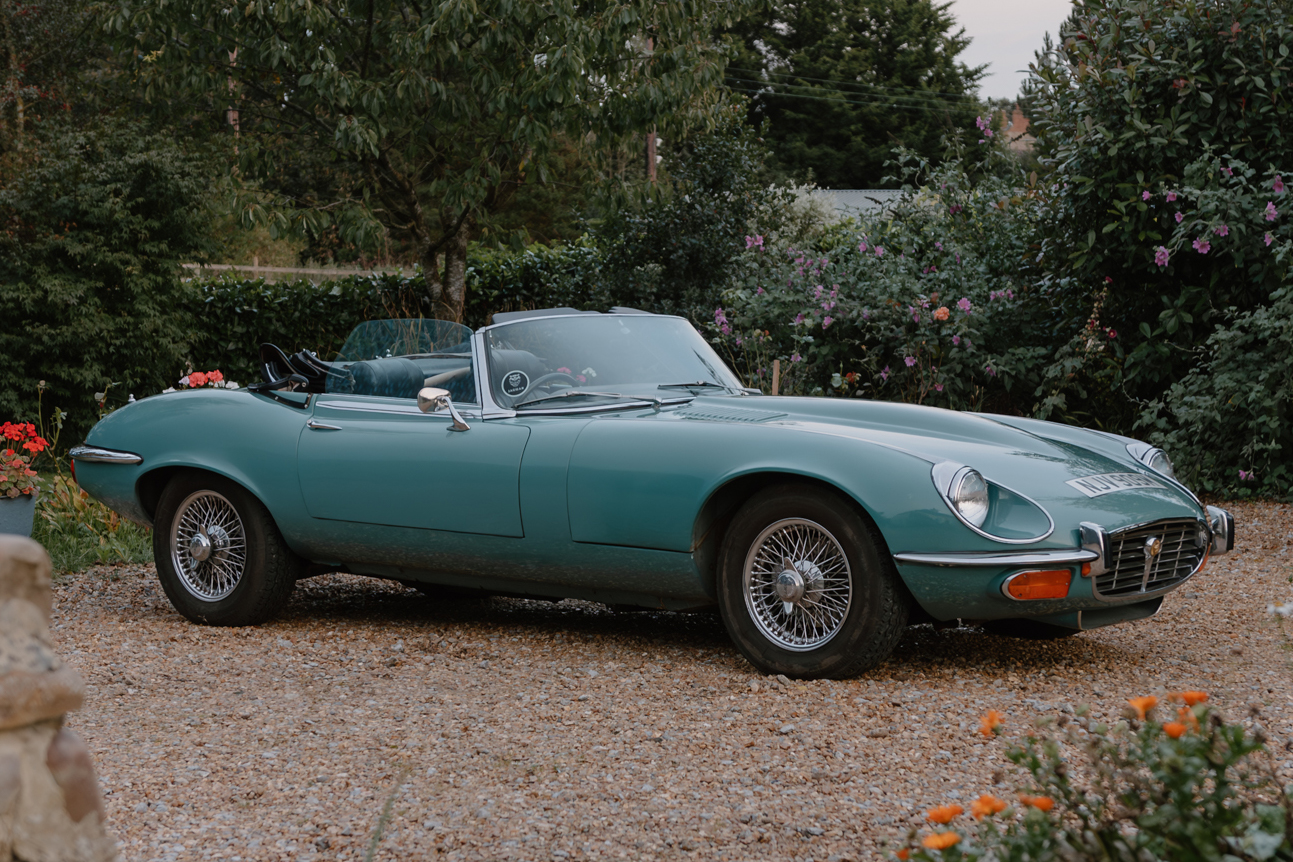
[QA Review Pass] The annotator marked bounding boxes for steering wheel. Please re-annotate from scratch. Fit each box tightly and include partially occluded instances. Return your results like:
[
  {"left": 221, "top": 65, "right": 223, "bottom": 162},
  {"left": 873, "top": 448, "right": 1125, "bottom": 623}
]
[{"left": 516, "top": 372, "right": 580, "bottom": 401}]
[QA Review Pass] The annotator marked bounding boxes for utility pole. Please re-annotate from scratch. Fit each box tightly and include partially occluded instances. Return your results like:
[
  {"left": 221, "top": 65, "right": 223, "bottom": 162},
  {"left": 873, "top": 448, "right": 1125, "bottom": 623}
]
[{"left": 645, "top": 37, "right": 656, "bottom": 184}]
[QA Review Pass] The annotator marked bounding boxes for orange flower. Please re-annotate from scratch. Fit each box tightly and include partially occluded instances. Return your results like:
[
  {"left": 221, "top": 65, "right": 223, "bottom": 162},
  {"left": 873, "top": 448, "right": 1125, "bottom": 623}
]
[
  {"left": 979, "top": 709, "right": 1004, "bottom": 737},
  {"left": 934, "top": 306, "right": 951, "bottom": 321},
  {"left": 971, "top": 794, "right": 1008, "bottom": 819},
  {"left": 1127, "top": 695, "right": 1158, "bottom": 720},
  {"left": 1163, "top": 721, "right": 1187, "bottom": 739},
  {"left": 897, "top": 849, "right": 910, "bottom": 860},
  {"left": 922, "top": 832, "right": 960, "bottom": 850},
  {"left": 926, "top": 804, "right": 963, "bottom": 824},
  {"left": 1179, "top": 691, "right": 1208, "bottom": 706},
  {"left": 1019, "top": 794, "right": 1055, "bottom": 811},
  {"left": 1178, "top": 705, "right": 1201, "bottom": 730}
]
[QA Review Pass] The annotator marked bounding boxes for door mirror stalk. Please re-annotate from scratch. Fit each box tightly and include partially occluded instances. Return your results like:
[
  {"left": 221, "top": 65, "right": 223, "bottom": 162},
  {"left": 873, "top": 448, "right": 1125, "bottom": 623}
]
[{"left": 417, "top": 387, "right": 470, "bottom": 431}]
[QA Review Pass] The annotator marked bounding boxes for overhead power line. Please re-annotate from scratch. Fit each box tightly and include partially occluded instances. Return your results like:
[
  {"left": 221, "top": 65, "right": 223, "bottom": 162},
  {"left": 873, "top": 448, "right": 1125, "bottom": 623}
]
[{"left": 726, "top": 66, "right": 975, "bottom": 100}]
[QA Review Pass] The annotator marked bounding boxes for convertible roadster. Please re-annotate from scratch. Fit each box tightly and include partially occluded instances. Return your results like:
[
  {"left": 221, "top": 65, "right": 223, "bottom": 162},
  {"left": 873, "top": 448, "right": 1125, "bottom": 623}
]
[{"left": 72, "top": 309, "right": 1235, "bottom": 678}]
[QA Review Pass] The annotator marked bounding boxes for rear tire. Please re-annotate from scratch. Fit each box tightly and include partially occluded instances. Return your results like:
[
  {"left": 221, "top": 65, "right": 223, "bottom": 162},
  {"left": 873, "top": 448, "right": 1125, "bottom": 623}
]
[
  {"left": 981, "top": 618, "right": 1080, "bottom": 640},
  {"left": 153, "top": 472, "right": 298, "bottom": 626},
  {"left": 717, "top": 484, "right": 908, "bottom": 679}
]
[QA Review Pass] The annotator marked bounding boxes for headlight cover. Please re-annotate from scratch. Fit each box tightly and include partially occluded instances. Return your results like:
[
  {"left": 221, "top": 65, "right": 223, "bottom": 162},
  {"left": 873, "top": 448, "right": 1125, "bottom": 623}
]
[
  {"left": 1126, "top": 441, "right": 1176, "bottom": 480},
  {"left": 931, "top": 462, "right": 1054, "bottom": 543}
]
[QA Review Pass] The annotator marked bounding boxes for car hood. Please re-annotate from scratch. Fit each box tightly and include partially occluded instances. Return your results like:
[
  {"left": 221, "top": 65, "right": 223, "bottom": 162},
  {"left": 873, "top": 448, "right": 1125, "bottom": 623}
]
[{"left": 656, "top": 395, "right": 1203, "bottom": 524}]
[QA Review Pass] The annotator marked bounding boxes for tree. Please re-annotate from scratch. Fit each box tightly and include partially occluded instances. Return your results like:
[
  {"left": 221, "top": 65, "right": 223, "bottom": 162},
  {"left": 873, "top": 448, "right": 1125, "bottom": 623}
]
[
  {"left": 722, "top": 0, "right": 984, "bottom": 189},
  {"left": 1027, "top": 0, "right": 1293, "bottom": 408},
  {"left": 107, "top": 0, "right": 755, "bottom": 322}
]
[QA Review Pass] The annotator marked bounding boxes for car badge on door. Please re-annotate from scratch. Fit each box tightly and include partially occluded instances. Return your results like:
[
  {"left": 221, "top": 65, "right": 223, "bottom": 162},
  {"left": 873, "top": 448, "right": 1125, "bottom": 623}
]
[{"left": 501, "top": 370, "right": 530, "bottom": 397}]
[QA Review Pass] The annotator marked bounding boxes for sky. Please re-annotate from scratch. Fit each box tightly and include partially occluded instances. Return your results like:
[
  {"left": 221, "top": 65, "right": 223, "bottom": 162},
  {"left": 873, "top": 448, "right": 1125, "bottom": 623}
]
[{"left": 948, "top": 0, "right": 1076, "bottom": 101}]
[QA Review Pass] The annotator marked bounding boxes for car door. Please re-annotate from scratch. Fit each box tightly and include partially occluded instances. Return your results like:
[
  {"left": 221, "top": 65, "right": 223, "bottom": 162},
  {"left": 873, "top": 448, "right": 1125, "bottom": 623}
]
[{"left": 296, "top": 394, "right": 531, "bottom": 538}]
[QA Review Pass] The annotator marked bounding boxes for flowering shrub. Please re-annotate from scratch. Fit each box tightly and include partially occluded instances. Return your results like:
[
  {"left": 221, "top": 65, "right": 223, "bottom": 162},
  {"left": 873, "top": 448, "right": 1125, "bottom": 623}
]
[
  {"left": 892, "top": 693, "right": 1293, "bottom": 861},
  {"left": 178, "top": 369, "right": 225, "bottom": 389},
  {"left": 1, "top": 422, "right": 49, "bottom": 498},
  {"left": 712, "top": 139, "right": 1052, "bottom": 410}
]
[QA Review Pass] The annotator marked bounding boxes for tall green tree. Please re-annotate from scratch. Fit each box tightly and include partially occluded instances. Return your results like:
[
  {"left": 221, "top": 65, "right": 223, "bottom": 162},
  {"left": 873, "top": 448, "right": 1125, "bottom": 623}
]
[
  {"left": 107, "top": 0, "right": 754, "bottom": 322},
  {"left": 723, "top": 0, "right": 984, "bottom": 189}
]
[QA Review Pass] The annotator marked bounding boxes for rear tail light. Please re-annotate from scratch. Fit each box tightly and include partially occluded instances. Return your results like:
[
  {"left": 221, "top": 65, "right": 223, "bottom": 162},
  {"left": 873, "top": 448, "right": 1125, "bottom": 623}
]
[{"left": 1003, "top": 569, "right": 1072, "bottom": 600}]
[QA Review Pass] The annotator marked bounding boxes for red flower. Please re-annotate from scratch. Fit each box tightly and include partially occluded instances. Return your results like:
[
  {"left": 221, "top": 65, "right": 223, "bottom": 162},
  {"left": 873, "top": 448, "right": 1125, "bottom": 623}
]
[
  {"left": 208, "top": 369, "right": 224, "bottom": 383},
  {"left": 188, "top": 371, "right": 208, "bottom": 387}
]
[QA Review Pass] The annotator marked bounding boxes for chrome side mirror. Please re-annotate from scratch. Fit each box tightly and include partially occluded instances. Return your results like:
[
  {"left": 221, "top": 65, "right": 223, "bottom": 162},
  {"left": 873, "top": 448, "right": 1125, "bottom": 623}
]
[{"left": 417, "top": 387, "right": 470, "bottom": 432}]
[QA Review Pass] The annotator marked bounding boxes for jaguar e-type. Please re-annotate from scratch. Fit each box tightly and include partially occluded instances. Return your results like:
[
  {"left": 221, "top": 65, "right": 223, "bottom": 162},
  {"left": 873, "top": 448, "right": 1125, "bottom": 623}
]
[{"left": 71, "top": 309, "right": 1235, "bottom": 678}]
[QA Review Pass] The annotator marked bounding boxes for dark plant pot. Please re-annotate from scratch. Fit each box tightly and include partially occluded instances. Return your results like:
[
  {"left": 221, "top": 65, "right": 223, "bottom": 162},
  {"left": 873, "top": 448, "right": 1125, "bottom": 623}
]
[{"left": 0, "top": 493, "right": 38, "bottom": 537}]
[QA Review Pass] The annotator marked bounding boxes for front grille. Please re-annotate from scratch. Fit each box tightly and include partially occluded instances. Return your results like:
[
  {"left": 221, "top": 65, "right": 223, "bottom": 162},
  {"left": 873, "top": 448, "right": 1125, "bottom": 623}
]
[{"left": 1094, "top": 518, "right": 1207, "bottom": 599}]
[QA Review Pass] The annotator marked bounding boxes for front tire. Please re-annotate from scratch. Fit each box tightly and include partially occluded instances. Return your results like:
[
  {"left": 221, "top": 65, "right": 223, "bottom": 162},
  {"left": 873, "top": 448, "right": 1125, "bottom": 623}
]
[
  {"left": 153, "top": 472, "right": 299, "bottom": 626},
  {"left": 717, "top": 484, "right": 908, "bottom": 679}
]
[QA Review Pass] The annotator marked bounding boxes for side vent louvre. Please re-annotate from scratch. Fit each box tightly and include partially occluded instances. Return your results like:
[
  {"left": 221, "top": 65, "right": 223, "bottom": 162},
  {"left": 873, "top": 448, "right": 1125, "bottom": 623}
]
[{"left": 675, "top": 406, "right": 787, "bottom": 423}]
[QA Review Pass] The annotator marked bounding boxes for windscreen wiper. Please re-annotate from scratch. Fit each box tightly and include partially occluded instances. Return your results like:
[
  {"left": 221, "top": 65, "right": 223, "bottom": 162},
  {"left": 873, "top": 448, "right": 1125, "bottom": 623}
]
[
  {"left": 515, "top": 390, "right": 643, "bottom": 409},
  {"left": 657, "top": 381, "right": 736, "bottom": 391}
]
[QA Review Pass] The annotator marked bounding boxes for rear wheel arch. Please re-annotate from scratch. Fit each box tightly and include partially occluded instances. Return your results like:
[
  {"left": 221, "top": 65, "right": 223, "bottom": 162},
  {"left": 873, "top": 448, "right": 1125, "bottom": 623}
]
[{"left": 137, "top": 466, "right": 265, "bottom": 524}]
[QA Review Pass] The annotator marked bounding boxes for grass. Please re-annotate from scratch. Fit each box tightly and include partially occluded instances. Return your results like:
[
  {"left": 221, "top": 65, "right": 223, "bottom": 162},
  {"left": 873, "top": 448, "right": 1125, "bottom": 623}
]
[{"left": 31, "top": 474, "right": 153, "bottom": 575}]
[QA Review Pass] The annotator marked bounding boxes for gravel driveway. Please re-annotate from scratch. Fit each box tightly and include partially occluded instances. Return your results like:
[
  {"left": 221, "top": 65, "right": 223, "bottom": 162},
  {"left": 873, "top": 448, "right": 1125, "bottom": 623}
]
[{"left": 50, "top": 500, "right": 1292, "bottom": 862}]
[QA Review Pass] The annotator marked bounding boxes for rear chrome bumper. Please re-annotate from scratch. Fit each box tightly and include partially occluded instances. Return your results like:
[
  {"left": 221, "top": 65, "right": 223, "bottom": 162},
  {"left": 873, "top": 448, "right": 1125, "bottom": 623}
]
[{"left": 69, "top": 445, "right": 143, "bottom": 465}]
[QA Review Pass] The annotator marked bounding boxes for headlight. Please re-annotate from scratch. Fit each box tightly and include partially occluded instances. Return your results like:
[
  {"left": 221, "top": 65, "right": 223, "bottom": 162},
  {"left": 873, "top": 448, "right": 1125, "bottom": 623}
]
[
  {"left": 1126, "top": 442, "right": 1176, "bottom": 480},
  {"left": 950, "top": 468, "right": 990, "bottom": 528}
]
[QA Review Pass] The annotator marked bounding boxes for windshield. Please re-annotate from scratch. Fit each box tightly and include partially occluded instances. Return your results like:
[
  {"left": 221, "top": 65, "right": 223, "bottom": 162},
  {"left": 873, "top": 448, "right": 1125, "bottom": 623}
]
[
  {"left": 485, "top": 315, "right": 743, "bottom": 409},
  {"left": 327, "top": 319, "right": 477, "bottom": 403}
]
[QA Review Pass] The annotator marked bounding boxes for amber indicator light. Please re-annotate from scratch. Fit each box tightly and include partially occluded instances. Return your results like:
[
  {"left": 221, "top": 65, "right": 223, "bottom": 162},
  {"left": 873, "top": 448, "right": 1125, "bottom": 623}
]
[{"left": 1006, "top": 569, "right": 1072, "bottom": 600}]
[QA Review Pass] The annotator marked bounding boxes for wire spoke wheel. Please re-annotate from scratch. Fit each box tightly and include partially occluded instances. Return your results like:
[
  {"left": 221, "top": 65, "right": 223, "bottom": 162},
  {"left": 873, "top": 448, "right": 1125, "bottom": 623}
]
[
  {"left": 170, "top": 490, "right": 247, "bottom": 601},
  {"left": 743, "top": 518, "right": 853, "bottom": 651}
]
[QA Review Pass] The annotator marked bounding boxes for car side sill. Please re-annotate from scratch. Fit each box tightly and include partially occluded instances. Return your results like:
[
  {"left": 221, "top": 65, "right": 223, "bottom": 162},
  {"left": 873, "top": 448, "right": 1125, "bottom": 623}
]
[{"left": 892, "top": 548, "right": 1099, "bottom": 568}]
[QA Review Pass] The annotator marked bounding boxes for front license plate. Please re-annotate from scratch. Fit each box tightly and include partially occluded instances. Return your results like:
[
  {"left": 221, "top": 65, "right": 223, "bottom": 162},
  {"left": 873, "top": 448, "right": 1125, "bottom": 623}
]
[{"left": 1066, "top": 472, "right": 1166, "bottom": 497}]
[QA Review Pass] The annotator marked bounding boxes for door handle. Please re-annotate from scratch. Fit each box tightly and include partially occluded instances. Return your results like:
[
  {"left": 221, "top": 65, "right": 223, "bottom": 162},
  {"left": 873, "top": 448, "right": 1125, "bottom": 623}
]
[{"left": 307, "top": 419, "right": 343, "bottom": 431}]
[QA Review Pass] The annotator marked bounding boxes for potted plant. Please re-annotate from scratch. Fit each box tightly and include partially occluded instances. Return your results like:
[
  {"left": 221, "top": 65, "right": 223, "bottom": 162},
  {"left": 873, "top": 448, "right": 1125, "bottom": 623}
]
[{"left": 1, "top": 421, "right": 48, "bottom": 537}]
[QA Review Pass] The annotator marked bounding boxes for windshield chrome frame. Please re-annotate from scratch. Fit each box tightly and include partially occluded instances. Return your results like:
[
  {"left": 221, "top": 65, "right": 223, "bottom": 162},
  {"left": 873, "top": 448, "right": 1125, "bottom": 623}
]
[{"left": 475, "top": 312, "right": 734, "bottom": 419}]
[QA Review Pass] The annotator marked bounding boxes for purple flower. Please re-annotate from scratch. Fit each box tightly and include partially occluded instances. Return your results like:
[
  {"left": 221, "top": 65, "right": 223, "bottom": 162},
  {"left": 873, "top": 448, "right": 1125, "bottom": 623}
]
[
  {"left": 793, "top": 313, "right": 804, "bottom": 325},
  {"left": 904, "top": 356, "right": 917, "bottom": 367},
  {"left": 714, "top": 307, "right": 728, "bottom": 325},
  {"left": 934, "top": 241, "right": 944, "bottom": 251},
  {"left": 1154, "top": 246, "right": 1170, "bottom": 267},
  {"left": 934, "top": 383, "right": 944, "bottom": 392},
  {"left": 756, "top": 286, "right": 765, "bottom": 295},
  {"left": 822, "top": 316, "right": 834, "bottom": 329},
  {"left": 1266, "top": 232, "right": 1275, "bottom": 246},
  {"left": 1193, "top": 238, "right": 1211, "bottom": 254},
  {"left": 957, "top": 297, "right": 972, "bottom": 314},
  {"left": 1214, "top": 224, "right": 1229, "bottom": 236},
  {"left": 1275, "top": 175, "right": 1286, "bottom": 194},
  {"left": 745, "top": 234, "right": 764, "bottom": 249},
  {"left": 814, "top": 285, "right": 823, "bottom": 299},
  {"left": 952, "top": 335, "right": 961, "bottom": 346},
  {"left": 1238, "top": 469, "right": 1253, "bottom": 481},
  {"left": 1142, "top": 190, "right": 1152, "bottom": 201},
  {"left": 880, "top": 365, "right": 890, "bottom": 381},
  {"left": 858, "top": 236, "right": 869, "bottom": 253},
  {"left": 1175, "top": 211, "right": 1184, "bottom": 223},
  {"left": 1267, "top": 201, "right": 1279, "bottom": 221},
  {"left": 949, "top": 204, "right": 963, "bottom": 216},
  {"left": 955, "top": 253, "right": 962, "bottom": 265},
  {"left": 875, "top": 246, "right": 885, "bottom": 257},
  {"left": 1166, "top": 191, "right": 1178, "bottom": 202},
  {"left": 791, "top": 353, "right": 802, "bottom": 363},
  {"left": 985, "top": 364, "right": 996, "bottom": 377},
  {"left": 861, "top": 309, "right": 871, "bottom": 320}
]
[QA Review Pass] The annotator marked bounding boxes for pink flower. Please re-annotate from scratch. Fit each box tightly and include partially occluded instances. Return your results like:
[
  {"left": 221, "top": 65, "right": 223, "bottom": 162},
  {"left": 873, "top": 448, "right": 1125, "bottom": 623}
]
[
  {"left": 957, "top": 297, "right": 972, "bottom": 314},
  {"left": 1238, "top": 469, "right": 1253, "bottom": 481},
  {"left": 1175, "top": 212, "right": 1184, "bottom": 223},
  {"left": 557, "top": 367, "right": 572, "bottom": 374},
  {"left": 934, "top": 241, "right": 944, "bottom": 251},
  {"left": 904, "top": 356, "right": 916, "bottom": 367},
  {"left": 745, "top": 234, "right": 764, "bottom": 249},
  {"left": 1193, "top": 238, "right": 1210, "bottom": 254},
  {"left": 1222, "top": 166, "right": 1233, "bottom": 177},
  {"left": 575, "top": 374, "right": 587, "bottom": 383},
  {"left": 793, "top": 313, "right": 804, "bottom": 325},
  {"left": 1142, "top": 190, "right": 1151, "bottom": 201},
  {"left": 1154, "top": 246, "right": 1170, "bottom": 267},
  {"left": 1274, "top": 175, "right": 1286, "bottom": 194},
  {"left": 791, "top": 353, "right": 802, "bottom": 363},
  {"left": 1265, "top": 232, "right": 1275, "bottom": 246},
  {"left": 1166, "top": 191, "right": 1178, "bottom": 202},
  {"left": 880, "top": 366, "right": 890, "bottom": 381},
  {"left": 985, "top": 364, "right": 996, "bottom": 377},
  {"left": 952, "top": 335, "right": 961, "bottom": 346},
  {"left": 822, "top": 316, "right": 834, "bottom": 329},
  {"left": 935, "top": 383, "right": 944, "bottom": 392},
  {"left": 875, "top": 246, "right": 885, "bottom": 257},
  {"left": 858, "top": 239, "right": 869, "bottom": 253},
  {"left": 1214, "top": 224, "right": 1229, "bottom": 236},
  {"left": 1266, "top": 201, "right": 1279, "bottom": 221},
  {"left": 1107, "top": 328, "right": 1118, "bottom": 339}
]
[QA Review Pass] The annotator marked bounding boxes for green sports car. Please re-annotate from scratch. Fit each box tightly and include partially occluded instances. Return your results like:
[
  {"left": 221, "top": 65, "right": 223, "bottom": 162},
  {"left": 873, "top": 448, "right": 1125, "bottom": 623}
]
[{"left": 71, "top": 310, "right": 1234, "bottom": 679}]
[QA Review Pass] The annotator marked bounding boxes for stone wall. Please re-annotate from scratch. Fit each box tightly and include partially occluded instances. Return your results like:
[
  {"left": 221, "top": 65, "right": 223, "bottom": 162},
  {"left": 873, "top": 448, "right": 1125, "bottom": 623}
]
[{"left": 0, "top": 535, "right": 116, "bottom": 862}]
